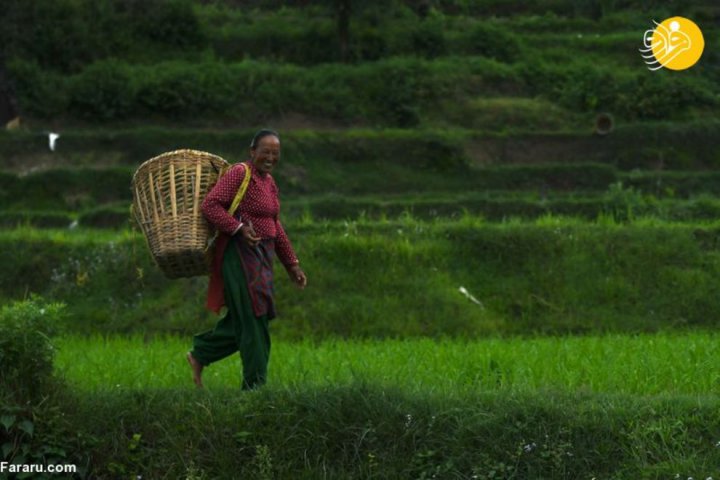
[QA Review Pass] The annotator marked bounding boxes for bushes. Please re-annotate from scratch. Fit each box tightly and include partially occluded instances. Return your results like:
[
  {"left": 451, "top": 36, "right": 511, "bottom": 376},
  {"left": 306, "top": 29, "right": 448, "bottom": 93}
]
[
  {"left": 459, "top": 22, "right": 523, "bottom": 61},
  {"left": 3, "top": 0, "right": 205, "bottom": 73},
  {"left": 627, "top": 73, "right": 718, "bottom": 120},
  {"left": 0, "top": 297, "right": 94, "bottom": 476},
  {"left": 8, "top": 25, "right": 717, "bottom": 124},
  {"left": 130, "top": 0, "right": 205, "bottom": 48},
  {"left": 6, "top": 60, "right": 69, "bottom": 119},
  {"left": 6, "top": 56, "right": 466, "bottom": 123},
  {"left": 12, "top": 55, "right": 716, "bottom": 125},
  {"left": 519, "top": 59, "right": 719, "bottom": 120},
  {"left": 0, "top": 297, "right": 65, "bottom": 403},
  {"left": 69, "top": 60, "right": 137, "bottom": 120}
]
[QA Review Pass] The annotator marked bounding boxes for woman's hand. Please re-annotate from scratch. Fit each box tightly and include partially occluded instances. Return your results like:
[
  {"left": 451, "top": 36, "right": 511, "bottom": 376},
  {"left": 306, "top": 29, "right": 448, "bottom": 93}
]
[
  {"left": 288, "top": 264, "right": 307, "bottom": 289},
  {"left": 239, "top": 222, "right": 261, "bottom": 247}
]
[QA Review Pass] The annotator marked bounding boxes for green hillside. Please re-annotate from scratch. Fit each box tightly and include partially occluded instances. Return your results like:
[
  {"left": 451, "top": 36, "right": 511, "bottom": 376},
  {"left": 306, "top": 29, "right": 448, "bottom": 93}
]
[
  {"left": 2, "top": 0, "right": 718, "bottom": 227},
  {"left": 3, "top": 2, "right": 720, "bottom": 478}
]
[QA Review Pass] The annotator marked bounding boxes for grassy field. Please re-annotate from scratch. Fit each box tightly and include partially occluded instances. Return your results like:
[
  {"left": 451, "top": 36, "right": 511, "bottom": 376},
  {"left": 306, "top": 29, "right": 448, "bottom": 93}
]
[
  {"left": 56, "top": 332, "right": 720, "bottom": 396},
  {"left": 2, "top": 1, "right": 719, "bottom": 476},
  {"left": 44, "top": 333, "right": 720, "bottom": 479}
]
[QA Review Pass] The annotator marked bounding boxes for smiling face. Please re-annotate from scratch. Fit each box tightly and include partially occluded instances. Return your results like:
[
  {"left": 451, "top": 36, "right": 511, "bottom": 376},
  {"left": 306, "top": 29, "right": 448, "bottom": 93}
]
[{"left": 250, "top": 134, "right": 280, "bottom": 175}]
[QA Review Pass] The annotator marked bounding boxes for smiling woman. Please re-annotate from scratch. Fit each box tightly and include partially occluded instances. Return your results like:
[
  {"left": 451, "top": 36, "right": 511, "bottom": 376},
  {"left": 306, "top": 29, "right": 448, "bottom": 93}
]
[{"left": 187, "top": 129, "right": 307, "bottom": 390}]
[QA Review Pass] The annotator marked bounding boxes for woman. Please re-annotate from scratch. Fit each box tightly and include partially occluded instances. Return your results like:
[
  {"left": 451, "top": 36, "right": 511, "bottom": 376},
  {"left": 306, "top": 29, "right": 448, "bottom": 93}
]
[{"left": 187, "top": 129, "right": 307, "bottom": 390}]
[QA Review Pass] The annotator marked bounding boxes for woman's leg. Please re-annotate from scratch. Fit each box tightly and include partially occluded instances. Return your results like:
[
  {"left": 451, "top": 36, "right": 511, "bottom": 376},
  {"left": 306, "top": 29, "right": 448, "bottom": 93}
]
[
  {"left": 190, "top": 310, "right": 240, "bottom": 366},
  {"left": 191, "top": 242, "right": 271, "bottom": 389},
  {"left": 222, "top": 244, "right": 271, "bottom": 390}
]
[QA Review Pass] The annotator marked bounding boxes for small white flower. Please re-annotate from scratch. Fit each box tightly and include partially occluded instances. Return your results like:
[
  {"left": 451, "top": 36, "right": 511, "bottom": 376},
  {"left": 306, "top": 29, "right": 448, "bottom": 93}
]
[
  {"left": 523, "top": 442, "right": 537, "bottom": 453},
  {"left": 405, "top": 414, "right": 412, "bottom": 428}
]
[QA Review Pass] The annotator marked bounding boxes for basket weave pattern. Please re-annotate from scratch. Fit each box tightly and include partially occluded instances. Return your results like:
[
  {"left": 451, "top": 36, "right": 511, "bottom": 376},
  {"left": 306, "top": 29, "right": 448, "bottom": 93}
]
[{"left": 132, "top": 149, "right": 229, "bottom": 278}]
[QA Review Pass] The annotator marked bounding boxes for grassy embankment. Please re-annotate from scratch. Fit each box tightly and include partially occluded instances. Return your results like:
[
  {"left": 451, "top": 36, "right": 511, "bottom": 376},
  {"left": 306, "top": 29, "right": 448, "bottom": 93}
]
[
  {"left": 2, "top": 121, "right": 720, "bottom": 227},
  {"left": 3, "top": 216, "right": 720, "bottom": 338},
  {"left": 35, "top": 333, "right": 720, "bottom": 478},
  {"left": 28, "top": 333, "right": 717, "bottom": 479}
]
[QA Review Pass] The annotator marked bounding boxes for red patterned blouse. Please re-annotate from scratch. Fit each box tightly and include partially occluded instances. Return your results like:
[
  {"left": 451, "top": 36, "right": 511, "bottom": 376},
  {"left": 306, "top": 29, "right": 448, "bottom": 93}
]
[
  {"left": 202, "top": 161, "right": 299, "bottom": 267},
  {"left": 201, "top": 161, "right": 299, "bottom": 313}
]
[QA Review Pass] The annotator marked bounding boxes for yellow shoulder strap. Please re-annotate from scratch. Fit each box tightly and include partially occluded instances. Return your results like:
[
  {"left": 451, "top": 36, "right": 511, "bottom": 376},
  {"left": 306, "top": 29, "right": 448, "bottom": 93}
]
[{"left": 228, "top": 162, "right": 251, "bottom": 216}]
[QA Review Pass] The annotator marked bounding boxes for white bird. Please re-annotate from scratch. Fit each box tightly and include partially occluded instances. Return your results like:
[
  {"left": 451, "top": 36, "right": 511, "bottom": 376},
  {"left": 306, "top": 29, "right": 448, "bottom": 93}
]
[
  {"left": 458, "top": 286, "right": 485, "bottom": 309},
  {"left": 48, "top": 132, "right": 60, "bottom": 151}
]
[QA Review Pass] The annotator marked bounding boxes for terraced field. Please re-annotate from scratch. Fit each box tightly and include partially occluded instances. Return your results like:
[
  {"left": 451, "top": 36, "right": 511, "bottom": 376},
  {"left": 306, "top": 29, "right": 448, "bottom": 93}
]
[{"left": 1, "top": 0, "right": 719, "bottom": 477}]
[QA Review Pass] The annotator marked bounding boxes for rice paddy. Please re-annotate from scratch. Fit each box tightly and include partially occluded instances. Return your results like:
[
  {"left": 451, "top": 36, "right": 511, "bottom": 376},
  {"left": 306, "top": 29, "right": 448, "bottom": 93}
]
[{"left": 55, "top": 332, "right": 720, "bottom": 397}]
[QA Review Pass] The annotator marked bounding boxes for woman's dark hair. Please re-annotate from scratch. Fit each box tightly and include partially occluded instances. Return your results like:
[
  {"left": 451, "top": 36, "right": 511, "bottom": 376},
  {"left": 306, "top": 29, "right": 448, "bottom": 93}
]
[{"left": 250, "top": 129, "right": 279, "bottom": 149}]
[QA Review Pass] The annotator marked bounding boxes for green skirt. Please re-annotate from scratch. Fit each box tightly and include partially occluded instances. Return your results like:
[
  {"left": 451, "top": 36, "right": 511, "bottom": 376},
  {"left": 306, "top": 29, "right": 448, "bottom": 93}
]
[{"left": 191, "top": 242, "right": 271, "bottom": 390}]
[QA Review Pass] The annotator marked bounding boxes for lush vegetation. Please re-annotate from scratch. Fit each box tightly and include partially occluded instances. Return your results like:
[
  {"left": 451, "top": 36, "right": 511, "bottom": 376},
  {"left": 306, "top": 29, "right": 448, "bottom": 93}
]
[
  {"left": 2, "top": 0, "right": 720, "bottom": 477},
  {"left": 3, "top": 217, "right": 720, "bottom": 338},
  {"left": 4, "top": 0, "right": 719, "bottom": 127},
  {"left": 22, "top": 332, "right": 720, "bottom": 478}
]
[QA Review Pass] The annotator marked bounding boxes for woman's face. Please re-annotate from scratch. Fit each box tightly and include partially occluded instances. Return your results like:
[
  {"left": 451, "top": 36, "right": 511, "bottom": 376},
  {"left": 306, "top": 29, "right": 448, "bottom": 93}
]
[{"left": 250, "top": 135, "right": 280, "bottom": 175}]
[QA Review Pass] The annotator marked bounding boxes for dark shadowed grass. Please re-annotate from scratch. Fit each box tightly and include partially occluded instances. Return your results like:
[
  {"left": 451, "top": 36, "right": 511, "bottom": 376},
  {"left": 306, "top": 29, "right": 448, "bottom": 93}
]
[{"left": 52, "top": 382, "right": 720, "bottom": 479}]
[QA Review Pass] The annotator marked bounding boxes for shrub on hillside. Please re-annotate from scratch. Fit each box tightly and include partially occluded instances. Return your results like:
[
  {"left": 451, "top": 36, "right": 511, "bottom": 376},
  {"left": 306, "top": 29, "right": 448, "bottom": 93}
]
[
  {"left": 7, "top": 60, "right": 70, "bottom": 119},
  {"left": 69, "top": 60, "right": 137, "bottom": 120},
  {"left": 3, "top": 0, "right": 98, "bottom": 73},
  {"left": 519, "top": 60, "right": 717, "bottom": 120},
  {"left": 461, "top": 22, "right": 523, "bottom": 62},
  {"left": 0, "top": 297, "right": 94, "bottom": 476},
  {"left": 411, "top": 18, "right": 447, "bottom": 58},
  {"left": 626, "top": 73, "right": 717, "bottom": 120},
  {"left": 352, "top": 26, "right": 389, "bottom": 61},
  {"left": 354, "top": 60, "right": 426, "bottom": 127},
  {"left": 0, "top": 297, "right": 65, "bottom": 403},
  {"left": 137, "top": 60, "right": 239, "bottom": 118},
  {"left": 11, "top": 53, "right": 717, "bottom": 124},
  {"left": 128, "top": 0, "right": 205, "bottom": 48}
]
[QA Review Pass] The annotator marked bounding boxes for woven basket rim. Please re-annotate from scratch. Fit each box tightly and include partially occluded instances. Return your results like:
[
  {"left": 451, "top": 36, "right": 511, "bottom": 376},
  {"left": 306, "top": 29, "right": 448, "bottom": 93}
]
[{"left": 132, "top": 148, "right": 229, "bottom": 184}]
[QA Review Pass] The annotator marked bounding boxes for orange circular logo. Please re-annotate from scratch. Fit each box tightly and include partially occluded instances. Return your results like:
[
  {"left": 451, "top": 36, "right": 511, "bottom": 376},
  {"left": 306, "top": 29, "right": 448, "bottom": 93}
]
[{"left": 640, "top": 17, "right": 704, "bottom": 71}]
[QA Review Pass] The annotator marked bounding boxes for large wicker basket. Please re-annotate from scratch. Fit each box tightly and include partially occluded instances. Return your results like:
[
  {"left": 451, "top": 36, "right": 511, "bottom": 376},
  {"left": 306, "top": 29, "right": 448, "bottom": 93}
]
[{"left": 132, "top": 149, "right": 229, "bottom": 278}]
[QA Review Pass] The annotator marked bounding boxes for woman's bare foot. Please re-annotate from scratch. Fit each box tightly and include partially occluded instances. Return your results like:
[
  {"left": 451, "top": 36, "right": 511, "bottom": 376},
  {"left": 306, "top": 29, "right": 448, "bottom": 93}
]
[{"left": 186, "top": 352, "right": 204, "bottom": 388}]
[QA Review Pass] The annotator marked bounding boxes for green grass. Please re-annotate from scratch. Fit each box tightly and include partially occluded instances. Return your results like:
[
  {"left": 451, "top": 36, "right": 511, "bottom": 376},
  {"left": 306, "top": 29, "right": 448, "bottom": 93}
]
[
  {"left": 6, "top": 216, "right": 720, "bottom": 338},
  {"left": 40, "top": 333, "right": 720, "bottom": 478},
  {"left": 56, "top": 333, "right": 720, "bottom": 396},
  {"left": 8, "top": 300, "right": 720, "bottom": 479}
]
